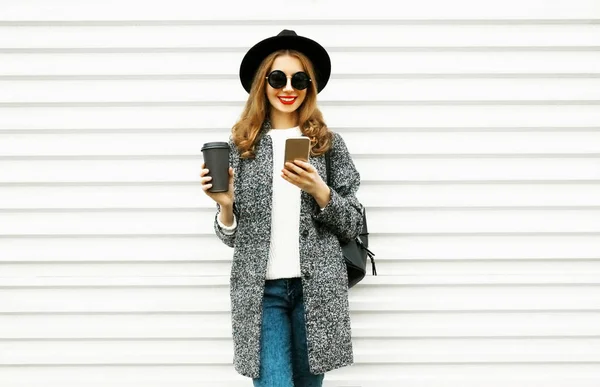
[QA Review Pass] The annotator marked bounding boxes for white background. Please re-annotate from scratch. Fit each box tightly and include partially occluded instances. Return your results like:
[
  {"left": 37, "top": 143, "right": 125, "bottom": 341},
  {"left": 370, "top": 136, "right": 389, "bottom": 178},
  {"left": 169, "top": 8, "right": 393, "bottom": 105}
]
[{"left": 1, "top": 0, "right": 600, "bottom": 386}]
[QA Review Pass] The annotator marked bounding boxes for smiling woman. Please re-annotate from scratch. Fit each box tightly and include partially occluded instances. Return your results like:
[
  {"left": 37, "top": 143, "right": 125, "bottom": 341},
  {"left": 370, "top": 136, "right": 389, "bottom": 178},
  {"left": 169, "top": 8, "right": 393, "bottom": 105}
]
[
  {"left": 265, "top": 55, "right": 308, "bottom": 120},
  {"left": 199, "top": 29, "right": 364, "bottom": 387},
  {"left": 232, "top": 42, "right": 332, "bottom": 160}
]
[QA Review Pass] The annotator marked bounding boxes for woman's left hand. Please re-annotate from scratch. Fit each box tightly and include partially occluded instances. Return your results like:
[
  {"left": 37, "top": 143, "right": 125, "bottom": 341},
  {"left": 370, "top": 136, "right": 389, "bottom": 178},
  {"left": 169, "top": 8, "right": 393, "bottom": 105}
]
[{"left": 282, "top": 159, "right": 328, "bottom": 198}]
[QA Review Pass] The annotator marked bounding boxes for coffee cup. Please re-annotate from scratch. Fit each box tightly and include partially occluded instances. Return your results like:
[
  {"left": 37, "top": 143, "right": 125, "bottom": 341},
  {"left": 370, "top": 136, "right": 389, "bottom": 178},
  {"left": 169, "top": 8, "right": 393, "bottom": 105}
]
[{"left": 201, "top": 142, "right": 230, "bottom": 193}]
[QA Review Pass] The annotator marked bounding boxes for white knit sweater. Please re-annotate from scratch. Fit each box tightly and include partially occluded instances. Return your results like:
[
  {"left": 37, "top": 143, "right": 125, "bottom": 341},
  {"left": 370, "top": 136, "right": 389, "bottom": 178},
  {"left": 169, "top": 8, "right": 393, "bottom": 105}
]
[{"left": 217, "top": 126, "right": 305, "bottom": 279}]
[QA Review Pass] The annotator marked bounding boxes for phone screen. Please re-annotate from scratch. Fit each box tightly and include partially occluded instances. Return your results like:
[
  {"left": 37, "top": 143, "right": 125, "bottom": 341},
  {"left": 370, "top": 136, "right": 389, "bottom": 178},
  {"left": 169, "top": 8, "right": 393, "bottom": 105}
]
[{"left": 284, "top": 137, "right": 311, "bottom": 168}]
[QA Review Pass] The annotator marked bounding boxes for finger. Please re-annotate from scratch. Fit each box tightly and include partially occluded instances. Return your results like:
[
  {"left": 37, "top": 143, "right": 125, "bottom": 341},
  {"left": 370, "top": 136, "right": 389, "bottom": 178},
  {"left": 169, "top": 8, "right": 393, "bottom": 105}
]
[
  {"left": 201, "top": 176, "right": 212, "bottom": 184},
  {"left": 293, "top": 159, "right": 312, "bottom": 171},
  {"left": 200, "top": 168, "right": 209, "bottom": 177},
  {"left": 282, "top": 166, "right": 299, "bottom": 179},
  {"left": 282, "top": 168, "right": 299, "bottom": 182},
  {"left": 202, "top": 183, "right": 213, "bottom": 191},
  {"left": 284, "top": 161, "right": 305, "bottom": 175},
  {"left": 281, "top": 171, "right": 297, "bottom": 185}
]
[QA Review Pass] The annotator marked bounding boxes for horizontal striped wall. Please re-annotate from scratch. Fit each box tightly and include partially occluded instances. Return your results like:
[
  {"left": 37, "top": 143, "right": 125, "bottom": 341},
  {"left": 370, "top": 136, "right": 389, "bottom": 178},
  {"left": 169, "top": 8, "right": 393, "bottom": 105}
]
[{"left": 1, "top": 1, "right": 600, "bottom": 386}]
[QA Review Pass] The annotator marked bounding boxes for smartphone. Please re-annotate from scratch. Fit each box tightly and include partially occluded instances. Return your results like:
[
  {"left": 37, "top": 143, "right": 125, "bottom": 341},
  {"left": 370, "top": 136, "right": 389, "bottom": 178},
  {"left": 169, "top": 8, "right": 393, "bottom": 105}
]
[{"left": 284, "top": 137, "right": 311, "bottom": 168}]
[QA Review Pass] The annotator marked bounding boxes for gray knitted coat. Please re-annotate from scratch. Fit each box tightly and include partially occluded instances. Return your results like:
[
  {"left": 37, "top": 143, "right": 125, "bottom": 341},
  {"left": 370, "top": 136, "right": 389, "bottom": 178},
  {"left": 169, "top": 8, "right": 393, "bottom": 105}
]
[{"left": 213, "top": 121, "right": 364, "bottom": 378}]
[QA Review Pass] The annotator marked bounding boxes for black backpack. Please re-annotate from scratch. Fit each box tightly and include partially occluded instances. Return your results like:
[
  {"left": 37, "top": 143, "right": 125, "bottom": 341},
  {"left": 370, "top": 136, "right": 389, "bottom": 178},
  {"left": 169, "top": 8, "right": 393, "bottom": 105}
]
[{"left": 325, "top": 151, "right": 377, "bottom": 288}]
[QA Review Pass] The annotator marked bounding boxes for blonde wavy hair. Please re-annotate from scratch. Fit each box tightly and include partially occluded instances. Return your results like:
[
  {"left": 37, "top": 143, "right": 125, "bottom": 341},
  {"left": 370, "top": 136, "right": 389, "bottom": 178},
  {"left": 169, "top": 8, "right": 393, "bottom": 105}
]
[{"left": 232, "top": 49, "right": 333, "bottom": 159}]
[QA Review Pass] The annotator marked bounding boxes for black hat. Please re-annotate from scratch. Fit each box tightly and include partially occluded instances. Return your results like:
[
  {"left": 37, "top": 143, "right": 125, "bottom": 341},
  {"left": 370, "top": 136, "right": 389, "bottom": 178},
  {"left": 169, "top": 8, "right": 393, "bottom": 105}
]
[{"left": 239, "top": 29, "right": 331, "bottom": 94}]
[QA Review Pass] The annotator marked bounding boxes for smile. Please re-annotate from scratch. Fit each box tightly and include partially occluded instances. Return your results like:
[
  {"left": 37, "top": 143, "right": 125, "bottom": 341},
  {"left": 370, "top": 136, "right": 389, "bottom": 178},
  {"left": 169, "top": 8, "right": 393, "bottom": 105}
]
[{"left": 278, "top": 96, "right": 297, "bottom": 105}]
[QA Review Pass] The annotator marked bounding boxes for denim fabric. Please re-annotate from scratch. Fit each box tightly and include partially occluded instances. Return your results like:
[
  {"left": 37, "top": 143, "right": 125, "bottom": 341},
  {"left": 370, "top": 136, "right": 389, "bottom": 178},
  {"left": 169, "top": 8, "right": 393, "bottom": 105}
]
[{"left": 252, "top": 278, "right": 325, "bottom": 387}]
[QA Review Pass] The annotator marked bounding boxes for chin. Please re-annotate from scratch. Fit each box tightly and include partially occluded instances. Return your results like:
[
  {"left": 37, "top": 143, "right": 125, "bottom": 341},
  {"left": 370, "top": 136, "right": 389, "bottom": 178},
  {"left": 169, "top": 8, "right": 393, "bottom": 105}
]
[{"left": 274, "top": 104, "right": 299, "bottom": 114}]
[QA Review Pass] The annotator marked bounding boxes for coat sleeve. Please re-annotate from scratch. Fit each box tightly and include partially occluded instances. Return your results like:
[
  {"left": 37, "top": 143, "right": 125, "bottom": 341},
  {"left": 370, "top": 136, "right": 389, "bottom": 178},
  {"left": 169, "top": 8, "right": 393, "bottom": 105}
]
[
  {"left": 213, "top": 137, "right": 240, "bottom": 248},
  {"left": 312, "top": 132, "right": 364, "bottom": 243}
]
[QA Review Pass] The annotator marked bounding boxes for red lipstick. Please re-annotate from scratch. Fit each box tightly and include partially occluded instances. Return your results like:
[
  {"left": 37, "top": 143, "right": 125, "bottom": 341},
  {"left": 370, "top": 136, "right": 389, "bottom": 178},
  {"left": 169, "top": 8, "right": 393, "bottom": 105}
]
[{"left": 278, "top": 96, "right": 297, "bottom": 105}]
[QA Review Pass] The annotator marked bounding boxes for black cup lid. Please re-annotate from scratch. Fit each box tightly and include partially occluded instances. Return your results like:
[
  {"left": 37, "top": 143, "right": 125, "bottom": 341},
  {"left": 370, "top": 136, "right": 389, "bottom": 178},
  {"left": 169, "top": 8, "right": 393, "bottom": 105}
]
[{"left": 201, "top": 141, "right": 229, "bottom": 151}]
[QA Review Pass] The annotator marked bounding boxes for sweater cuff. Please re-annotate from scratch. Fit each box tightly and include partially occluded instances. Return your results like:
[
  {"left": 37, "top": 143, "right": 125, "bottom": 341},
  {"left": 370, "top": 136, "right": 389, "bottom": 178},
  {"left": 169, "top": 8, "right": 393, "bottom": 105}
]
[
  {"left": 312, "top": 187, "right": 340, "bottom": 223},
  {"left": 217, "top": 213, "right": 237, "bottom": 235}
]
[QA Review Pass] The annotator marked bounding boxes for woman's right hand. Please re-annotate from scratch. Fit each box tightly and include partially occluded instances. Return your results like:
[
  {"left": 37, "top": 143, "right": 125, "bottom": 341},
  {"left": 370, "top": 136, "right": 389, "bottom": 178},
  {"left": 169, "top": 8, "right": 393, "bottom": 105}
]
[{"left": 200, "top": 162, "right": 235, "bottom": 207}]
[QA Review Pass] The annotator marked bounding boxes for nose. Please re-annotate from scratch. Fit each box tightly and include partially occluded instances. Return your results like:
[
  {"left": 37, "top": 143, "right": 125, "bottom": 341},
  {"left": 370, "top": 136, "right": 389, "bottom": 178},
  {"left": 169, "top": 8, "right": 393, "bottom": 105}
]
[{"left": 283, "top": 77, "right": 294, "bottom": 92}]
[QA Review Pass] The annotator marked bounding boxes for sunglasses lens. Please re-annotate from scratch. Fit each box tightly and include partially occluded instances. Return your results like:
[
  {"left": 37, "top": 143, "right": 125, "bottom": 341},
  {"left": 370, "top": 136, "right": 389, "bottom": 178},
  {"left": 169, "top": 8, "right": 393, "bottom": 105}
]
[
  {"left": 267, "top": 70, "right": 287, "bottom": 89},
  {"left": 291, "top": 72, "right": 310, "bottom": 90}
]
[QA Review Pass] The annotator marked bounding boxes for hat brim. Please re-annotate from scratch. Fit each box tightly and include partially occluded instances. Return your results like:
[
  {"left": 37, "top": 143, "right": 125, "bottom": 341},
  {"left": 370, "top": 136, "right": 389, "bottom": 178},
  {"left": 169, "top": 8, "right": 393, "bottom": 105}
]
[{"left": 239, "top": 34, "right": 331, "bottom": 94}]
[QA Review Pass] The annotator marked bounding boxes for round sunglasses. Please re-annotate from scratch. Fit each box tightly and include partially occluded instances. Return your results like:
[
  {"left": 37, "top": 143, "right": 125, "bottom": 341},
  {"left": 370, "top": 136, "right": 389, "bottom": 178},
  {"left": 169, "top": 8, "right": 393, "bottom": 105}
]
[{"left": 265, "top": 70, "right": 311, "bottom": 90}]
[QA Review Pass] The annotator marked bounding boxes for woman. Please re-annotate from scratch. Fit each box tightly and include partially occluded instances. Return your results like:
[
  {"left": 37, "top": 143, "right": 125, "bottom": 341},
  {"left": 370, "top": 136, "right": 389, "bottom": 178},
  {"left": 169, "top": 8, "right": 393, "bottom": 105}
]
[{"left": 200, "top": 29, "right": 364, "bottom": 387}]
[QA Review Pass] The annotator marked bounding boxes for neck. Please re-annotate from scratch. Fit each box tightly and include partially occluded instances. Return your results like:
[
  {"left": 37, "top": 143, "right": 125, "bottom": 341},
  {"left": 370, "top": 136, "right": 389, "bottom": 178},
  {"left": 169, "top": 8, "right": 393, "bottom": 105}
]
[{"left": 269, "top": 110, "right": 298, "bottom": 129}]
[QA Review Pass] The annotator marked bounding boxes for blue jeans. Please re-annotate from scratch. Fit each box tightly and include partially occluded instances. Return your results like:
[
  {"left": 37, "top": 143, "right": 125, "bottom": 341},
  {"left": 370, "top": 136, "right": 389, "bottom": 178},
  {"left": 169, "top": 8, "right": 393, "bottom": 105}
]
[{"left": 253, "top": 278, "right": 324, "bottom": 387}]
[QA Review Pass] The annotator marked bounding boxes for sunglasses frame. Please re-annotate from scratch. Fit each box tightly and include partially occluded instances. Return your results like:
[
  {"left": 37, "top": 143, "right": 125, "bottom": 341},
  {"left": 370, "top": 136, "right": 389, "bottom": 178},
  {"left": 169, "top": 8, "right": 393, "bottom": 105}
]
[{"left": 265, "top": 70, "right": 311, "bottom": 90}]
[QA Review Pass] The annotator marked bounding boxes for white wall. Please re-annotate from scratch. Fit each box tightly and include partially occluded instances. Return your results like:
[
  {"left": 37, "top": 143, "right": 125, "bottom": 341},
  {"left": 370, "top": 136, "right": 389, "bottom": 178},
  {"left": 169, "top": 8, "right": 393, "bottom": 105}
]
[{"left": 1, "top": 0, "right": 600, "bottom": 386}]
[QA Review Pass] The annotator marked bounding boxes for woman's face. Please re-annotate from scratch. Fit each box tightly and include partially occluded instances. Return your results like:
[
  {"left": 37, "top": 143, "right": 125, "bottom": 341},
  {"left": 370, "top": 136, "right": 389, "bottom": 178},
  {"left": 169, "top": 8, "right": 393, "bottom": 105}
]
[{"left": 265, "top": 54, "right": 308, "bottom": 115}]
